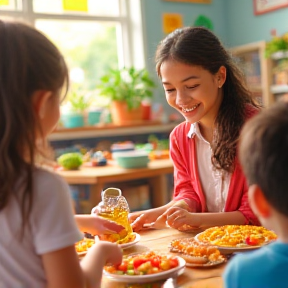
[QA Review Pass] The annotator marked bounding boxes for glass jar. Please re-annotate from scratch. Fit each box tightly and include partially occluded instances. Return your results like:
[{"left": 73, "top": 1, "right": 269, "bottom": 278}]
[{"left": 97, "top": 187, "right": 133, "bottom": 243}]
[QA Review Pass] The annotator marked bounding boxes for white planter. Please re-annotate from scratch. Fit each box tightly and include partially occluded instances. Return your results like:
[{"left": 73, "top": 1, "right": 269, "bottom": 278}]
[{"left": 270, "top": 51, "right": 288, "bottom": 60}]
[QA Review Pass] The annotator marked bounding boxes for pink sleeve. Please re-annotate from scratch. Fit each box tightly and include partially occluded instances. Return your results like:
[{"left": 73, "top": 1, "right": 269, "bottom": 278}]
[
  {"left": 239, "top": 105, "right": 261, "bottom": 225},
  {"left": 227, "top": 158, "right": 260, "bottom": 226},
  {"left": 170, "top": 127, "right": 202, "bottom": 212},
  {"left": 238, "top": 198, "right": 261, "bottom": 225},
  {"left": 237, "top": 181, "right": 261, "bottom": 226}
]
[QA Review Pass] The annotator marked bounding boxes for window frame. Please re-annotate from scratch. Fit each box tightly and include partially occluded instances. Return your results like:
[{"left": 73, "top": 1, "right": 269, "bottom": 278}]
[{"left": 0, "top": 0, "right": 145, "bottom": 70}]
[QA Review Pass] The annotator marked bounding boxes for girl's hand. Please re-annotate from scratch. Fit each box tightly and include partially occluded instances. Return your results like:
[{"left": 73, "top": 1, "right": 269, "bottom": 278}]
[
  {"left": 81, "top": 241, "right": 122, "bottom": 287},
  {"left": 158, "top": 207, "right": 200, "bottom": 230},
  {"left": 75, "top": 214, "right": 124, "bottom": 236},
  {"left": 128, "top": 210, "right": 158, "bottom": 232},
  {"left": 94, "top": 215, "right": 124, "bottom": 235},
  {"left": 91, "top": 205, "right": 100, "bottom": 215},
  {"left": 97, "top": 241, "right": 123, "bottom": 265}
]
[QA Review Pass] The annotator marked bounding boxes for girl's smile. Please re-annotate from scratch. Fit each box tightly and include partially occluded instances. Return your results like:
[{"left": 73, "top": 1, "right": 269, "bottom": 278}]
[{"left": 181, "top": 103, "right": 201, "bottom": 113}]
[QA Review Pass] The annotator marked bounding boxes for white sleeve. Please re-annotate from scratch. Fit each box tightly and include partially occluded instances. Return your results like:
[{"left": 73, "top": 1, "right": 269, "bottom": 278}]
[{"left": 31, "top": 169, "right": 84, "bottom": 255}]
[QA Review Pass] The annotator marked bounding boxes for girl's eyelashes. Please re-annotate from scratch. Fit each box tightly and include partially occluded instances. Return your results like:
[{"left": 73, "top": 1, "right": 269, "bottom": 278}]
[
  {"left": 165, "top": 89, "right": 175, "bottom": 93},
  {"left": 163, "top": 83, "right": 199, "bottom": 93},
  {"left": 186, "top": 84, "right": 199, "bottom": 89},
  {"left": 163, "top": 85, "right": 175, "bottom": 93}
]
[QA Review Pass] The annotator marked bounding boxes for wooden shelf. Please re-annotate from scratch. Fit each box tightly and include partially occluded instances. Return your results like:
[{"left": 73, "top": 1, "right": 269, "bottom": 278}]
[
  {"left": 49, "top": 121, "right": 180, "bottom": 141},
  {"left": 230, "top": 41, "right": 273, "bottom": 107},
  {"left": 270, "top": 51, "right": 288, "bottom": 100}
]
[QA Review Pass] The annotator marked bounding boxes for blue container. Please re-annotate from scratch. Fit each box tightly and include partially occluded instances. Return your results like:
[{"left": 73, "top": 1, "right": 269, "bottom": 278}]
[
  {"left": 88, "top": 110, "right": 102, "bottom": 125},
  {"left": 61, "top": 113, "right": 84, "bottom": 128},
  {"left": 114, "top": 151, "right": 150, "bottom": 169}
]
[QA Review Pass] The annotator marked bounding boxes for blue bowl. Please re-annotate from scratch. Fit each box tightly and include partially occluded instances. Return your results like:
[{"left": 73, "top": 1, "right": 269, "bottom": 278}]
[{"left": 114, "top": 151, "right": 150, "bottom": 169}]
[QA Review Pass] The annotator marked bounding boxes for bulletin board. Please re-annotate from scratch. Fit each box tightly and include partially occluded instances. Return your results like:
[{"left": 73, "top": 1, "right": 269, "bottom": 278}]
[{"left": 254, "top": 0, "right": 288, "bottom": 15}]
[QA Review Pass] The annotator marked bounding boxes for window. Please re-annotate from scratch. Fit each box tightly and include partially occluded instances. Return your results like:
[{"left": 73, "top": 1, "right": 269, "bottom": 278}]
[{"left": 0, "top": 0, "right": 145, "bottom": 92}]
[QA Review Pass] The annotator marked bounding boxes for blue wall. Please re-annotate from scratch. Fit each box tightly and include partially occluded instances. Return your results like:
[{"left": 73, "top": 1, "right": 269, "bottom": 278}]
[
  {"left": 226, "top": 0, "right": 288, "bottom": 47},
  {"left": 141, "top": 0, "right": 288, "bottom": 112},
  {"left": 141, "top": 0, "right": 226, "bottom": 112}
]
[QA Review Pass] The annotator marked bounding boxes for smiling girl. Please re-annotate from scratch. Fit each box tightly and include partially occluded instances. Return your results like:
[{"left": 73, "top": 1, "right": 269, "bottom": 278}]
[{"left": 129, "top": 27, "right": 261, "bottom": 231}]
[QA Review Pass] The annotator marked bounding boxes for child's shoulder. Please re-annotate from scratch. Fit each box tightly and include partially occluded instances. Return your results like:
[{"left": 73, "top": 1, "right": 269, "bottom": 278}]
[
  {"left": 33, "top": 167, "right": 69, "bottom": 194},
  {"left": 171, "top": 121, "right": 191, "bottom": 136},
  {"left": 34, "top": 167, "right": 65, "bottom": 182},
  {"left": 226, "top": 241, "right": 278, "bottom": 272},
  {"left": 245, "top": 104, "right": 261, "bottom": 120}
]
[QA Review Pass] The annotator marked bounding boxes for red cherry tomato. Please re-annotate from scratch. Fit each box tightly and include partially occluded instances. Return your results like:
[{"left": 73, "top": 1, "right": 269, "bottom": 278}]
[
  {"left": 169, "top": 257, "right": 179, "bottom": 268},
  {"left": 245, "top": 236, "right": 259, "bottom": 246},
  {"left": 133, "top": 258, "right": 147, "bottom": 268},
  {"left": 151, "top": 256, "right": 161, "bottom": 268},
  {"left": 117, "top": 261, "right": 128, "bottom": 272}
]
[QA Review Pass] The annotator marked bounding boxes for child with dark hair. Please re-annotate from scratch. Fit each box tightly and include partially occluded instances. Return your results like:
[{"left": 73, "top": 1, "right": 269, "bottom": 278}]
[
  {"left": 224, "top": 101, "right": 288, "bottom": 288},
  {"left": 0, "top": 20, "right": 122, "bottom": 288},
  {"left": 129, "top": 26, "right": 260, "bottom": 231}
]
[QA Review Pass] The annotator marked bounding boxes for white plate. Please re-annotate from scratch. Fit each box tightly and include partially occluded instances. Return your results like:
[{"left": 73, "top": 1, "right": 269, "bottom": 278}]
[
  {"left": 194, "top": 232, "right": 264, "bottom": 254},
  {"left": 97, "top": 232, "right": 141, "bottom": 249},
  {"left": 77, "top": 233, "right": 140, "bottom": 257},
  {"left": 119, "top": 232, "right": 140, "bottom": 249},
  {"left": 103, "top": 256, "right": 186, "bottom": 283},
  {"left": 185, "top": 258, "right": 226, "bottom": 268}
]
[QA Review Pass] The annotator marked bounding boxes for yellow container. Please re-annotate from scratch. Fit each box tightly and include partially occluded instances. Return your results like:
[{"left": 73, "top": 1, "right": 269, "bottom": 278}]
[{"left": 98, "top": 188, "right": 133, "bottom": 244}]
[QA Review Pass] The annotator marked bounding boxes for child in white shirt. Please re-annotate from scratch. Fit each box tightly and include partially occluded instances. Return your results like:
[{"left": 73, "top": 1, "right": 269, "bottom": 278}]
[{"left": 0, "top": 20, "right": 122, "bottom": 288}]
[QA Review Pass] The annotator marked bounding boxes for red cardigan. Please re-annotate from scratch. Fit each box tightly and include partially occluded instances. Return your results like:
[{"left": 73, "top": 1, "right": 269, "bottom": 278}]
[{"left": 170, "top": 105, "right": 260, "bottom": 226}]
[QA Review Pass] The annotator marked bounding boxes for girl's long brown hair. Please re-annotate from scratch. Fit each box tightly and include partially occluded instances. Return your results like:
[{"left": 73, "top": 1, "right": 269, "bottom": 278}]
[
  {"left": 0, "top": 20, "right": 68, "bottom": 230},
  {"left": 155, "top": 27, "right": 260, "bottom": 172}
]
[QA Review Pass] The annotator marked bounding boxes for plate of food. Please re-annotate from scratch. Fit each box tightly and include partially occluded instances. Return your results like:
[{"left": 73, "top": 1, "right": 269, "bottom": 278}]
[
  {"left": 194, "top": 225, "right": 277, "bottom": 254},
  {"left": 76, "top": 233, "right": 141, "bottom": 257},
  {"left": 75, "top": 238, "right": 96, "bottom": 257},
  {"left": 169, "top": 237, "right": 226, "bottom": 267},
  {"left": 118, "top": 232, "right": 140, "bottom": 249},
  {"left": 103, "top": 251, "right": 185, "bottom": 283},
  {"left": 97, "top": 232, "right": 140, "bottom": 248}
]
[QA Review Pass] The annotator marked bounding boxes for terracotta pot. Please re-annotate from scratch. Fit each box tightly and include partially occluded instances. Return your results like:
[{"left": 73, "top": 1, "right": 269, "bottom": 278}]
[{"left": 110, "top": 101, "right": 144, "bottom": 125}]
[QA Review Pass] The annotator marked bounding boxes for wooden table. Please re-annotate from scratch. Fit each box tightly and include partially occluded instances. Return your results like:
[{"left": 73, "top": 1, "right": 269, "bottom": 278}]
[
  {"left": 57, "top": 159, "right": 174, "bottom": 211},
  {"left": 102, "top": 228, "right": 226, "bottom": 288}
]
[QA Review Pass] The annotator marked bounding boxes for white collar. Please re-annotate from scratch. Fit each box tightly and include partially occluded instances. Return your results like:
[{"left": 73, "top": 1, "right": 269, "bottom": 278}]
[{"left": 187, "top": 122, "right": 209, "bottom": 144}]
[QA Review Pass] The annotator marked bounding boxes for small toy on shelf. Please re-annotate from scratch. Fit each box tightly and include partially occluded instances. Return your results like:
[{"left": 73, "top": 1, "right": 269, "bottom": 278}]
[{"left": 91, "top": 151, "right": 107, "bottom": 166}]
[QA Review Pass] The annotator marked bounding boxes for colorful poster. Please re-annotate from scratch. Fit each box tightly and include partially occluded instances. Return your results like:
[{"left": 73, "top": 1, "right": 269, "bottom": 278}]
[
  {"left": 0, "top": 0, "right": 9, "bottom": 6},
  {"left": 62, "top": 0, "right": 88, "bottom": 12},
  {"left": 163, "top": 13, "right": 183, "bottom": 34}
]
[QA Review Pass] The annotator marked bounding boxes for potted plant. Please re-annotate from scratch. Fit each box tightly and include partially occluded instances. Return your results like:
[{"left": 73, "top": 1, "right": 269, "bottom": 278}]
[
  {"left": 265, "top": 32, "right": 288, "bottom": 59},
  {"left": 60, "top": 91, "right": 91, "bottom": 128},
  {"left": 97, "top": 66, "right": 156, "bottom": 125}
]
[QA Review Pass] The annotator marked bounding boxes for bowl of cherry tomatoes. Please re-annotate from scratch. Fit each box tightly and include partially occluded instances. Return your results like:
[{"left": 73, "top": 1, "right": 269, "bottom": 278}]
[{"left": 103, "top": 251, "right": 186, "bottom": 283}]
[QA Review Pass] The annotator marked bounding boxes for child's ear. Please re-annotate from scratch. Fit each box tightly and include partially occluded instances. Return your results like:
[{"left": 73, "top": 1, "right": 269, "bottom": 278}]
[
  {"left": 217, "top": 66, "right": 226, "bottom": 88},
  {"left": 248, "top": 184, "right": 271, "bottom": 218},
  {"left": 32, "top": 90, "right": 53, "bottom": 119}
]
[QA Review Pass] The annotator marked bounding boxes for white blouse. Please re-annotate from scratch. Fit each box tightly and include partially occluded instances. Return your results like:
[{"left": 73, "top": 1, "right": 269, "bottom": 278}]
[{"left": 187, "top": 123, "right": 231, "bottom": 212}]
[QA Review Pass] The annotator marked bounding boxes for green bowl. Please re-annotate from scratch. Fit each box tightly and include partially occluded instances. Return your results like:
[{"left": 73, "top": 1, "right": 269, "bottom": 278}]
[{"left": 114, "top": 151, "right": 150, "bottom": 169}]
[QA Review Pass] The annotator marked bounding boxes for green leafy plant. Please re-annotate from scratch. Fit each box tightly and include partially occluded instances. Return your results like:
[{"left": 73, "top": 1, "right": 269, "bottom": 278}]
[
  {"left": 265, "top": 32, "right": 288, "bottom": 58},
  {"left": 97, "top": 67, "right": 156, "bottom": 110},
  {"left": 67, "top": 91, "right": 91, "bottom": 112}
]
